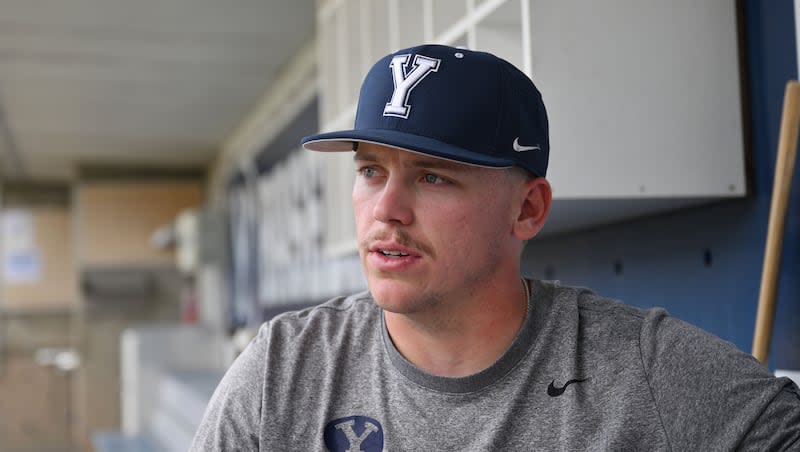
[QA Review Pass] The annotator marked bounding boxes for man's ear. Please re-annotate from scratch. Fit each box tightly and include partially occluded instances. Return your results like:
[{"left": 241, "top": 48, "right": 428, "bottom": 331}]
[{"left": 513, "top": 177, "right": 552, "bottom": 240}]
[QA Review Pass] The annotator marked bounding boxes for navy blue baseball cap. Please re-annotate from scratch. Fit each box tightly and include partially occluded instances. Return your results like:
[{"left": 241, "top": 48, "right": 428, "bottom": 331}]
[{"left": 301, "top": 44, "right": 549, "bottom": 178}]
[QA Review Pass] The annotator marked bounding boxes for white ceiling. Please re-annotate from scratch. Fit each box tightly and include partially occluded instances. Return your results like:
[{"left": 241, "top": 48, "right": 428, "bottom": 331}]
[{"left": 0, "top": 0, "right": 316, "bottom": 181}]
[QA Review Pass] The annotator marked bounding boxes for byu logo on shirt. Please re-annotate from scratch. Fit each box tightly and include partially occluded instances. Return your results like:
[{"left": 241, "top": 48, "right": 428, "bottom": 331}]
[
  {"left": 383, "top": 53, "right": 441, "bottom": 119},
  {"left": 323, "top": 416, "right": 384, "bottom": 452}
]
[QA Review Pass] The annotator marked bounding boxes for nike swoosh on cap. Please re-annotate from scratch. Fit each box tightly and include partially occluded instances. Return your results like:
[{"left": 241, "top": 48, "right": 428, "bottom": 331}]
[{"left": 513, "top": 137, "right": 541, "bottom": 152}]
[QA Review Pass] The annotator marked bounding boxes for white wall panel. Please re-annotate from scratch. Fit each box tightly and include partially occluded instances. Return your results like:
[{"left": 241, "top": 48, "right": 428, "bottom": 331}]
[{"left": 532, "top": 0, "right": 745, "bottom": 198}]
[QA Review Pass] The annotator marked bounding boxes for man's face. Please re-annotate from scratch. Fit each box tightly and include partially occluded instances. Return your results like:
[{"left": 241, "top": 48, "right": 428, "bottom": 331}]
[{"left": 352, "top": 143, "right": 525, "bottom": 315}]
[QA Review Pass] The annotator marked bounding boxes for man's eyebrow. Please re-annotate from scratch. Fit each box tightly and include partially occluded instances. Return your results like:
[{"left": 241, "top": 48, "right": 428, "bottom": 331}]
[
  {"left": 353, "top": 151, "right": 379, "bottom": 162},
  {"left": 354, "top": 151, "right": 471, "bottom": 172},
  {"left": 406, "top": 158, "right": 470, "bottom": 171}
]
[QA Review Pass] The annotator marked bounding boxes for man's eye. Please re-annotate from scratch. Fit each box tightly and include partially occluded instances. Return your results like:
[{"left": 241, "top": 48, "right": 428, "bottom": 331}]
[
  {"left": 359, "top": 167, "right": 377, "bottom": 178},
  {"left": 423, "top": 173, "right": 445, "bottom": 184}
]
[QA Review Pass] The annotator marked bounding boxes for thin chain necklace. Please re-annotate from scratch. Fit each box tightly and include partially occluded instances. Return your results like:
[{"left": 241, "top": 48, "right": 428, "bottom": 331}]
[{"left": 521, "top": 278, "right": 530, "bottom": 320}]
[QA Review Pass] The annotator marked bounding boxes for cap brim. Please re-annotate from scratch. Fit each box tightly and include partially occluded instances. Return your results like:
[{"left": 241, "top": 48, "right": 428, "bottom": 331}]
[{"left": 301, "top": 129, "right": 515, "bottom": 169}]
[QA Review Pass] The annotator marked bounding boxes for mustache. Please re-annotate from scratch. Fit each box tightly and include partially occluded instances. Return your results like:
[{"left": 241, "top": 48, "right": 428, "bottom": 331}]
[{"left": 361, "top": 230, "right": 435, "bottom": 258}]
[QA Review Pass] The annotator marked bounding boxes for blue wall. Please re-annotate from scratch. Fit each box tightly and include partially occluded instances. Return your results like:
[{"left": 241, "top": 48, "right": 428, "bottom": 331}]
[{"left": 523, "top": 0, "right": 799, "bottom": 370}]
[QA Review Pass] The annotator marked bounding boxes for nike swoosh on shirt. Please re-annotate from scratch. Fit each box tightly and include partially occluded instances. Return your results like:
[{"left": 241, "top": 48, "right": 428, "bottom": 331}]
[{"left": 547, "top": 378, "right": 588, "bottom": 397}]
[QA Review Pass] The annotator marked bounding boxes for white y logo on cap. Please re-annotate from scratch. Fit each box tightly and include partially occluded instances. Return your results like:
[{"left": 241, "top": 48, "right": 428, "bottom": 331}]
[
  {"left": 513, "top": 137, "right": 541, "bottom": 152},
  {"left": 384, "top": 54, "right": 441, "bottom": 119}
]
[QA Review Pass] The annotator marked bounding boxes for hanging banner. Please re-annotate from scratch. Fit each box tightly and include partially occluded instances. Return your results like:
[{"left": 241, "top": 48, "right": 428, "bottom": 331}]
[
  {"left": 1, "top": 209, "right": 41, "bottom": 284},
  {"left": 3, "top": 250, "right": 41, "bottom": 284},
  {"left": 2, "top": 209, "right": 35, "bottom": 251}
]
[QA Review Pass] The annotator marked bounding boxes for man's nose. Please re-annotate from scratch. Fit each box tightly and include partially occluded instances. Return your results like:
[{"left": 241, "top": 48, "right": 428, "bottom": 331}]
[{"left": 373, "top": 176, "right": 414, "bottom": 225}]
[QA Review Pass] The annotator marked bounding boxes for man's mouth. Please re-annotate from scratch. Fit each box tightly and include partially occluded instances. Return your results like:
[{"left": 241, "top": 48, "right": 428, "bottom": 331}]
[
  {"left": 379, "top": 249, "right": 410, "bottom": 258},
  {"left": 366, "top": 241, "right": 423, "bottom": 271}
]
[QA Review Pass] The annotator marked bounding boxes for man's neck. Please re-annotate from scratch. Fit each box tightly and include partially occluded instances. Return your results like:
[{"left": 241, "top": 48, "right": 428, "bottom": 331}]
[{"left": 383, "top": 275, "right": 529, "bottom": 378}]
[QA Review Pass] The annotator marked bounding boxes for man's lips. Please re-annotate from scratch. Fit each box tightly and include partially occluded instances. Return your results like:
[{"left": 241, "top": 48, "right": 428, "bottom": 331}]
[
  {"left": 360, "top": 230, "right": 435, "bottom": 259},
  {"left": 366, "top": 241, "right": 423, "bottom": 272},
  {"left": 367, "top": 241, "right": 422, "bottom": 258}
]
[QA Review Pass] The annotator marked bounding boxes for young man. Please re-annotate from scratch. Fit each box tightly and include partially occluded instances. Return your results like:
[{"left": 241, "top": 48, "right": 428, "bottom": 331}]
[{"left": 192, "top": 44, "right": 800, "bottom": 450}]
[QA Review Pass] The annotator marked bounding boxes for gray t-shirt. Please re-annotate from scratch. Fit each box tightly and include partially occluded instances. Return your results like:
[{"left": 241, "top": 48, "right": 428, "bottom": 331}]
[{"left": 191, "top": 280, "right": 800, "bottom": 451}]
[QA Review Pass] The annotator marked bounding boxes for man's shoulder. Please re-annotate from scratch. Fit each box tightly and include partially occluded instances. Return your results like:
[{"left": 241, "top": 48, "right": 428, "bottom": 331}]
[
  {"left": 542, "top": 279, "right": 651, "bottom": 324},
  {"left": 255, "top": 290, "right": 381, "bottom": 348},
  {"left": 543, "top": 280, "right": 745, "bottom": 360},
  {"left": 542, "top": 280, "right": 693, "bottom": 344},
  {"left": 273, "top": 289, "right": 378, "bottom": 322}
]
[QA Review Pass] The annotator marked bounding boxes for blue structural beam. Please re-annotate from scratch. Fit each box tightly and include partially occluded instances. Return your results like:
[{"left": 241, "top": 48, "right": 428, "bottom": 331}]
[{"left": 523, "top": 0, "right": 799, "bottom": 371}]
